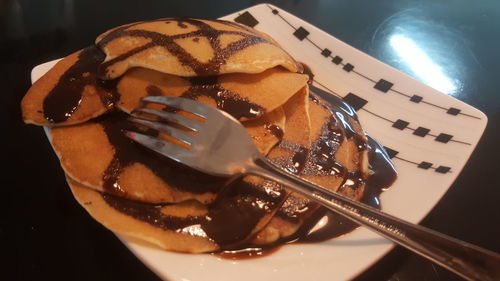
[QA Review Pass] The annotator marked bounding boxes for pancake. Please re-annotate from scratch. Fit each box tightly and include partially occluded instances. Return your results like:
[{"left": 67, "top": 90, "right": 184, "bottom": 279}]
[
  {"left": 67, "top": 176, "right": 218, "bottom": 253},
  {"left": 49, "top": 105, "right": 286, "bottom": 204},
  {"left": 242, "top": 107, "right": 286, "bottom": 155},
  {"left": 253, "top": 93, "right": 369, "bottom": 245},
  {"left": 62, "top": 87, "right": 310, "bottom": 251},
  {"left": 115, "top": 67, "right": 308, "bottom": 121},
  {"left": 50, "top": 111, "right": 228, "bottom": 204},
  {"left": 21, "top": 46, "right": 114, "bottom": 126},
  {"left": 195, "top": 87, "right": 312, "bottom": 249},
  {"left": 96, "top": 18, "right": 300, "bottom": 79}
]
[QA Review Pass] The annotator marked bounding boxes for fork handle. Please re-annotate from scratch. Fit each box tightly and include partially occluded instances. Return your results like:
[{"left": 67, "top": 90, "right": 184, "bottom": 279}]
[{"left": 246, "top": 157, "right": 500, "bottom": 281}]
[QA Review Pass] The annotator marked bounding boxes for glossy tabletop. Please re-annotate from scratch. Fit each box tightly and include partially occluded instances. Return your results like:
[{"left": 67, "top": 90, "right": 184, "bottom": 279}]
[{"left": 2, "top": 0, "right": 499, "bottom": 280}]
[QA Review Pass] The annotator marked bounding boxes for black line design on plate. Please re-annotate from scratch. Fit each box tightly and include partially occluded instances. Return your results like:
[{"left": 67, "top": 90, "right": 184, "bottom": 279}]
[
  {"left": 374, "top": 79, "right": 394, "bottom": 93},
  {"left": 413, "top": 127, "right": 430, "bottom": 137},
  {"left": 234, "top": 11, "right": 259, "bottom": 28},
  {"left": 332, "top": 56, "right": 342, "bottom": 65},
  {"left": 395, "top": 157, "right": 452, "bottom": 174},
  {"left": 312, "top": 81, "right": 470, "bottom": 145},
  {"left": 418, "top": 161, "right": 433, "bottom": 169},
  {"left": 447, "top": 107, "right": 461, "bottom": 116},
  {"left": 343, "top": 63, "right": 354, "bottom": 72},
  {"left": 311, "top": 81, "right": 454, "bottom": 173},
  {"left": 435, "top": 166, "right": 451, "bottom": 173},
  {"left": 392, "top": 119, "right": 409, "bottom": 130},
  {"left": 321, "top": 48, "right": 332, "bottom": 57},
  {"left": 342, "top": 93, "right": 367, "bottom": 110},
  {"left": 263, "top": 4, "right": 481, "bottom": 120},
  {"left": 410, "top": 95, "right": 423, "bottom": 103},
  {"left": 435, "top": 133, "right": 453, "bottom": 143},
  {"left": 383, "top": 146, "right": 399, "bottom": 158},
  {"left": 293, "top": 27, "right": 310, "bottom": 41}
]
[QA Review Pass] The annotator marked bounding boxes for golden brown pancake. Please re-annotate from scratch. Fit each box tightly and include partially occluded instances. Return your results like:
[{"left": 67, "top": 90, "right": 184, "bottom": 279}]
[
  {"left": 116, "top": 67, "right": 308, "bottom": 121},
  {"left": 242, "top": 107, "right": 286, "bottom": 155},
  {"left": 252, "top": 94, "right": 368, "bottom": 245},
  {"left": 67, "top": 176, "right": 218, "bottom": 253},
  {"left": 50, "top": 113, "right": 227, "bottom": 204},
  {"left": 58, "top": 86, "right": 310, "bottom": 252},
  {"left": 95, "top": 18, "right": 300, "bottom": 79},
  {"left": 202, "top": 88, "right": 312, "bottom": 248},
  {"left": 49, "top": 105, "right": 287, "bottom": 204},
  {"left": 22, "top": 46, "right": 113, "bottom": 126}
]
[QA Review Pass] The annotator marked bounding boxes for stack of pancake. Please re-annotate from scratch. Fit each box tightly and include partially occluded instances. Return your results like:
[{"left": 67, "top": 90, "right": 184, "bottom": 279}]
[{"left": 21, "top": 18, "right": 376, "bottom": 253}]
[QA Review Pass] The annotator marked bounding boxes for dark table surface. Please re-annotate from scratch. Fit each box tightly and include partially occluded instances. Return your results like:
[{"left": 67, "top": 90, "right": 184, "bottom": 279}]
[{"left": 2, "top": 0, "right": 499, "bottom": 280}]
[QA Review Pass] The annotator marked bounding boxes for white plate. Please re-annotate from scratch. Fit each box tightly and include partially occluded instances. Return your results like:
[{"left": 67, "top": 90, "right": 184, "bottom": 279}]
[{"left": 32, "top": 4, "right": 487, "bottom": 281}]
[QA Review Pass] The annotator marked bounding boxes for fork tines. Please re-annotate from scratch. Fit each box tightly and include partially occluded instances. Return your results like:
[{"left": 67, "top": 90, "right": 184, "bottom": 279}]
[{"left": 125, "top": 97, "right": 210, "bottom": 154}]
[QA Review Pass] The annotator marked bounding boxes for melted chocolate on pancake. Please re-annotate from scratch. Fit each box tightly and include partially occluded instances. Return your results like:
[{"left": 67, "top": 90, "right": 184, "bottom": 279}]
[
  {"left": 102, "top": 192, "right": 205, "bottom": 232},
  {"left": 97, "top": 18, "right": 270, "bottom": 77},
  {"left": 265, "top": 124, "right": 284, "bottom": 139},
  {"left": 101, "top": 177, "right": 286, "bottom": 249},
  {"left": 216, "top": 86, "right": 396, "bottom": 258},
  {"left": 43, "top": 46, "right": 113, "bottom": 123},
  {"left": 182, "top": 77, "right": 264, "bottom": 119},
  {"left": 98, "top": 112, "right": 227, "bottom": 196}
]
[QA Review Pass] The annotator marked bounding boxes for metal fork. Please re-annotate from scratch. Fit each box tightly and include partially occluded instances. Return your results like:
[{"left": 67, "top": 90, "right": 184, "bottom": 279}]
[{"left": 126, "top": 96, "right": 500, "bottom": 281}]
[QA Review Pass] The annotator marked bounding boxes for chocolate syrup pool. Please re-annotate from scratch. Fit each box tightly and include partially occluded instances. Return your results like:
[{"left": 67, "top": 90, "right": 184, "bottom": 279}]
[{"left": 217, "top": 86, "right": 397, "bottom": 258}]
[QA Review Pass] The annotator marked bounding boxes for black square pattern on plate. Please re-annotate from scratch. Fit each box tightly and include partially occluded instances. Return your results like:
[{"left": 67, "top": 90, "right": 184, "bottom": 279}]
[
  {"left": 383, "top": 146, "right": 398, "bottom": 159},
  {"left": 418, "top": 161, "right": 433, "bottom": 169},
  {"left": 321, "top": 48, "right": 332, "bottom": 57},
  {"left": 435, "top": 133, "right": 453, "bottom": 143},
  {"left": 392, "top": 119, "right": 409, "bottom": 130},
  {"left": 293, "top": 27, "right": 310, "bottom": 41},
  {"left": 410, "top": 95, "right": 423, "bottom": 103},
  {"left": 436, "top": 166, "right": 451, "bottom": 173},
  {"left": 447, "top": 107, "right": 461, "bottom": 115},
  {"left": 374, "top": 79, "right": 394, "bottom": 93},
  {"left": 343, "top": 63, "right": 354, "bottom": 72},
  {"left": 234, "top": 11, "right": 259, "bottom": 28},
  {"left": 342, "top": 93, "right": 367, "bottom": 110},
  {"left": 332, "top": 56, "right": 342, "bottom": 64},
  {"left": 413, "top": 127, "right": 430, "bottom": 137}
]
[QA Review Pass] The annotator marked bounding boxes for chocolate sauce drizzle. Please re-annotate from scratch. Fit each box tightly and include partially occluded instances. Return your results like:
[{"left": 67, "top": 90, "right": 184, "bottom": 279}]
[
  {"left": 182, "top": 77, "right": 264, "bottom": 119},
  {"left": 97, "top": 18, "right": 272, "bottom": 77},
  {"left": 265, "top": 124, "right": 284, "bottom": 139},
  {"left": 43, "top": 46, "right": 112, "bottom": 123},
  {"left": 202, "top": 179, "right": 286, "bottom": 248},
  {"left": 215, "top": 86, "right": 396, "bottom": 257},
  {"left": 99, "top": 112, "right": 227, "bottom": 196},
  {"left": 290, "top": 147, "right": 309, "bottom": 174},
  {"left": 102, "top": 193, "right": 205, "bottom": 231},
  {"left": 99, "top": 112, "right": 282, "bottom": 247},
  {"left": 101, "top": 176, "right": 286, "bottom": 249}
]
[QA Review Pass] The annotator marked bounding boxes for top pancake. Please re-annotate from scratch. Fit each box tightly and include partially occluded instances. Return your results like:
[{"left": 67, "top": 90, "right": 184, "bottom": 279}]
[{"left": 96, "top": 18, "right": 300, "bottom": 79}]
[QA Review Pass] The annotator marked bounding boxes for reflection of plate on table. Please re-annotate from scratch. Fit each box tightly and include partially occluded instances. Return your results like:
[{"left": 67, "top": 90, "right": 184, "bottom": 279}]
[{"left": 32, "top": 4, "right": 487, "bottom": 281}]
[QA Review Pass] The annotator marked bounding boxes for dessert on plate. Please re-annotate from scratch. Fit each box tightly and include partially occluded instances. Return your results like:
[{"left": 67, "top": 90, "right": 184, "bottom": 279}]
[{"left": 21, "top": 18, "right": 396, "bottom": 254}]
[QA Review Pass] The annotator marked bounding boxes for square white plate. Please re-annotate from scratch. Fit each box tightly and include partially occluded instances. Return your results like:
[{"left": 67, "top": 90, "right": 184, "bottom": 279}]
[{"left": 32, "top": 3, "right": 487, "bottom": 281}]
